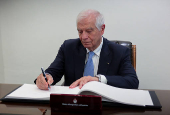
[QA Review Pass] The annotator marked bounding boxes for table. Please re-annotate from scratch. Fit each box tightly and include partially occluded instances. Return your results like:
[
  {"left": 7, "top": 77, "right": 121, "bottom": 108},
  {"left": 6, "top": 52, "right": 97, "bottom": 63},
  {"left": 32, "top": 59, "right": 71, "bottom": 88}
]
[{"left": 0, "top": 84, "right": 169, "bottom": 115}]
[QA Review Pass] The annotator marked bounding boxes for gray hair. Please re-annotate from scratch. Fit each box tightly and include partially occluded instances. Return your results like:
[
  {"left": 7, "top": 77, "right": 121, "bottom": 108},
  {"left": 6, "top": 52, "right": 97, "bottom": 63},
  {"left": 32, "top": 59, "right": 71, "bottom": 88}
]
[{"left": 76, "top": 9, "right": 105, "bottom": 30}]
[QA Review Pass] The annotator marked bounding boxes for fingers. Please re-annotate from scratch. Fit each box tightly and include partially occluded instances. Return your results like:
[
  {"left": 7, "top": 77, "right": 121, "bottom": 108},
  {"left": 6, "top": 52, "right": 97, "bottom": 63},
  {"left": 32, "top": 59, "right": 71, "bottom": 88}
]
[
  {"left": 46, "top": 75, "right": 54, "bottom": 85},
  {"left": 69, "top": 79, "right": 80, "bottom": 89},
  {"left": 36, "top": 73, "right": 49, "bottom": 90},
  {"left": 69, "top": 76, "right": 93, "bottom": 89},
  {"left": 79, "top": 77, "right": 89, "bottom": 89}
]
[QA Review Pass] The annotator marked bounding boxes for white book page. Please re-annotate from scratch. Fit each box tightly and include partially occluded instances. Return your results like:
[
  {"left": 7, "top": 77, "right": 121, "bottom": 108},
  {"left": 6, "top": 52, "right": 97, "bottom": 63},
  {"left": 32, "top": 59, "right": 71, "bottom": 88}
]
[
  {"left": 6, "top": 84, "right": 80, "bottom": 100},
  {"left": 79, "top": 81, "right": 153, "bottom": 106},
  {"left": 5, "top": 82, "right": 154, "bottom": 107}
]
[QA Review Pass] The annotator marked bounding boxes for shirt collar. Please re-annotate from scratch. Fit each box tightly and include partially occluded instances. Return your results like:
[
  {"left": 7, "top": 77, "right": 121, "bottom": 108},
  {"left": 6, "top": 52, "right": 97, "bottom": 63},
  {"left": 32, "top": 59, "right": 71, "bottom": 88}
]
[{"left": 86, "top": 37, "right": 103, "bottom": 56}]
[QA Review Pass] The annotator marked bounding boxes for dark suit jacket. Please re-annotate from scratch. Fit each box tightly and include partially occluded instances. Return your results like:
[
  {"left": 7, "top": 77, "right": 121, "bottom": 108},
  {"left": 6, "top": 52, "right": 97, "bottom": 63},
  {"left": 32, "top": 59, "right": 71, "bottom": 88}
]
[{"left": 43, "top": 38, "right": 139, "bottom": 89}]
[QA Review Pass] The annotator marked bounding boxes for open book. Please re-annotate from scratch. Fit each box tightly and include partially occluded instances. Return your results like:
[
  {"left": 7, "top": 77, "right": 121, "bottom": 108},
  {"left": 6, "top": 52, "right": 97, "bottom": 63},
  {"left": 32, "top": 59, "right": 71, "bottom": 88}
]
[{"left": 3, "top": 81, "right": 160, "bottom": 108}]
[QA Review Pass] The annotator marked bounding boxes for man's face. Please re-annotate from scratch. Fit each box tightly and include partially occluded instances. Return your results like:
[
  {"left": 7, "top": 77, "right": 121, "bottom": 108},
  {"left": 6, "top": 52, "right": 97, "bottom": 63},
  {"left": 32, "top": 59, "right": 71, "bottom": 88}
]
[{"left": 77, "top": 17, "right": 105, "bottom": 51}]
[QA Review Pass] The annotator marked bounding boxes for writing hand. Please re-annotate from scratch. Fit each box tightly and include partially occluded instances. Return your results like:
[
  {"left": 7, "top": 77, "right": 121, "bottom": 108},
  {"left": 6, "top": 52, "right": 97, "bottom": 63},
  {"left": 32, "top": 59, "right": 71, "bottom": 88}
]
[{"left": 36, "top": 73, "right": 53, "bottom": 90}]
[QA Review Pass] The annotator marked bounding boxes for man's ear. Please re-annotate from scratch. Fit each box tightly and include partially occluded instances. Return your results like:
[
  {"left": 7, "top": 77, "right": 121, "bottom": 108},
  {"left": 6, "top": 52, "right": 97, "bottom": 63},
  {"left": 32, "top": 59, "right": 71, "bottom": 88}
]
[{"left": 101, "top": 24, "right": 105, "bottom": 35}]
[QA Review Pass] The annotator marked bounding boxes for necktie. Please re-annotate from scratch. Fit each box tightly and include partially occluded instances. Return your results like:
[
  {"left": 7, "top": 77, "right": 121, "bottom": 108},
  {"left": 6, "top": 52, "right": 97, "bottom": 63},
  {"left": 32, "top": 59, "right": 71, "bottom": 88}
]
[{"left": 84, "top": 51, "right": 95, "bottom": 77}]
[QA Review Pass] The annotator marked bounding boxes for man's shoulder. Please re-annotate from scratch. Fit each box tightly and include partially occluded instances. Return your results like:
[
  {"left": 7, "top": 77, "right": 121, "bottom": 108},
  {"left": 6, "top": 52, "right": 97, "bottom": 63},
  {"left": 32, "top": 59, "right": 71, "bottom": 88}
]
[
  {"left": 61, "top": 38, "right": 83, "bottom": 50},
  {"left": 103, "top": 38, "right": 130, "bottom": 58},
  {"left": 64, "top": 38, "right": 80, "bottom": 44},
  {"left": 103, "top": 38, "right": 128, "bottom": 51}
]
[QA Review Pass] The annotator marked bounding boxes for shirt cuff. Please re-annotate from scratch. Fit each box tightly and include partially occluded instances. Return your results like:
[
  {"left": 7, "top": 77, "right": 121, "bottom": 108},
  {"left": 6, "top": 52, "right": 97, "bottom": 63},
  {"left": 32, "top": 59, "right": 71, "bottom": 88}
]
[{"left": 100, "top": 74, "right": 107, "bottom": 84}]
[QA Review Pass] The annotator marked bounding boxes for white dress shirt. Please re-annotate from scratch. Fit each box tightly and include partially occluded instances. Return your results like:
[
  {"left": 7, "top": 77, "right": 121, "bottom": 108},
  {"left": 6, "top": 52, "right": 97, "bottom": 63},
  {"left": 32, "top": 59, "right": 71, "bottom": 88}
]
[{"left": 85, "top": 37, "right": 107, "bottom": 84}]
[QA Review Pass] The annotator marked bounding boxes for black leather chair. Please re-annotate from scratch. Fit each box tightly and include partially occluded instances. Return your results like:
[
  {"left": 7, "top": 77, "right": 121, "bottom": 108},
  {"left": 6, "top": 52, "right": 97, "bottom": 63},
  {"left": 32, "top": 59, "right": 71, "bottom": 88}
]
[{"left": 111, "top": 40, "right": 136, "bottom": 71}]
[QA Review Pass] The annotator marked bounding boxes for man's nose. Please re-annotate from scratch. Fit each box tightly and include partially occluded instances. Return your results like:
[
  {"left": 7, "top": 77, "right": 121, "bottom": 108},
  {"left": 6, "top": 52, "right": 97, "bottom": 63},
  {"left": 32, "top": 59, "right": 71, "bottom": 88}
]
[{"left": 81, "top": 32, "right": 88, "bottom": 39}]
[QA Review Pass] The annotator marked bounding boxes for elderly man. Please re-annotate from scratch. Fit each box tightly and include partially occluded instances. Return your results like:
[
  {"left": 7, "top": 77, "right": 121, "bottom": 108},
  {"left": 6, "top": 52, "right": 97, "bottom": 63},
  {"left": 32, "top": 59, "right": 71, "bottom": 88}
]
[{"left": 35, "top": 9, "right": 139, "bottom": 90}]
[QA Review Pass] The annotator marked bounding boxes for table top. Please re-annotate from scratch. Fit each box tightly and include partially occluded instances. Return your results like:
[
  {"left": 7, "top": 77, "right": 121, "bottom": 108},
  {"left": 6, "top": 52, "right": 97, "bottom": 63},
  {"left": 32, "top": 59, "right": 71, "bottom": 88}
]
[{"left": 0, "top": 83, "right": 169, "bottom": 115}]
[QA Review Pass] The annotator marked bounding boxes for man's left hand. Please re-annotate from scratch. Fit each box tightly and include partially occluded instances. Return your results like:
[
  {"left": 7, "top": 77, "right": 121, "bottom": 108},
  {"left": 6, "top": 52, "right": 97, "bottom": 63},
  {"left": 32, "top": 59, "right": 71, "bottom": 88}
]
[{"left": 69, "top": 76, "right": 98, "bottom": 89}]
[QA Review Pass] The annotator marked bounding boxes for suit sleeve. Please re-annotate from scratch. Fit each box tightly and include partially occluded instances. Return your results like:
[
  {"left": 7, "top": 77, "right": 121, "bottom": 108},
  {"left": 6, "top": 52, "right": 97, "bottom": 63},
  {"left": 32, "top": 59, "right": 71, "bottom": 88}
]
[
  {"left": 44, "top": 42, "right": 66, "bottom": 85},
  {"left": 105, "top": 48, "right": 139, "bottom": 89},
  {"left": 34, "top": 42, "right": 65, "bottom": 85}
]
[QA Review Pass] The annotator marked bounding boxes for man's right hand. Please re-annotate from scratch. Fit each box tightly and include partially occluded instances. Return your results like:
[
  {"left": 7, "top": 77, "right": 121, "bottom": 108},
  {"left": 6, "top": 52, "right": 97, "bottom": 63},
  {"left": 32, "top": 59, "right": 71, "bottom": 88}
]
[{"left": 36, "top": 73, "right": 54, "bottom": 90}]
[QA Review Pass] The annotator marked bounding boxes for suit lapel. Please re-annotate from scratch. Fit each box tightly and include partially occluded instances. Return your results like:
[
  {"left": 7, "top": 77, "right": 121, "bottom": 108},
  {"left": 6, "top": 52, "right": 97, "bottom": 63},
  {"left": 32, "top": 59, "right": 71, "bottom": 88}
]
[
  {"left": 74, "top": 38, "right": 112, "bottom": 78},
  {"left": 98, "top": 38, "right": 112, "bottom": 75},
  {"left": 74, "top": 43, "right": 86, "bottom": 80}
]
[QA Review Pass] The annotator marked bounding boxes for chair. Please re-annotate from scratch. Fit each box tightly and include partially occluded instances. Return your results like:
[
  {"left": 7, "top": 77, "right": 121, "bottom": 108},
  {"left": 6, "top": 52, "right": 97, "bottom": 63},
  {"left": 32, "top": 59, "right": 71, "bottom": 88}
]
[{"left": 111, "top": 40, "right": 136, "bottom": 71}]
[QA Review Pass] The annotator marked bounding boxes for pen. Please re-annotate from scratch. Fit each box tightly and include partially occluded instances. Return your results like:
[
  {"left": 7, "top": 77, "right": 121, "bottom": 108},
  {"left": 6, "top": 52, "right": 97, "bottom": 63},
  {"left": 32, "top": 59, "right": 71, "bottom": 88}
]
[{"left": 41, "top": 67, "right": 50, "bottom": 90}]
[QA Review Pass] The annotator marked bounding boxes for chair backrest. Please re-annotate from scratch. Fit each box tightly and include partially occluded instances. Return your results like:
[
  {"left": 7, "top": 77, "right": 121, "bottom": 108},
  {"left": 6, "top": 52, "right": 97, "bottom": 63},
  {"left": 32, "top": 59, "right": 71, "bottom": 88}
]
[{"left": 111, "top": 40, "right": 136, "bottom": 71}]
